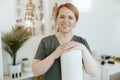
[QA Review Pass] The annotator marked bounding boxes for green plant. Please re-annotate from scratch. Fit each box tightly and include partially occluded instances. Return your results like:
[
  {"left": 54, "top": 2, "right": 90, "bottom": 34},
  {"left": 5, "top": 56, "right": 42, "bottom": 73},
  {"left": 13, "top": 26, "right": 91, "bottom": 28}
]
[
  {"left": 113, "top": 57, "right": 120, "bottom": 63},
  {"left": 2, "top": 26, "right": 31, "bottom": 65}
]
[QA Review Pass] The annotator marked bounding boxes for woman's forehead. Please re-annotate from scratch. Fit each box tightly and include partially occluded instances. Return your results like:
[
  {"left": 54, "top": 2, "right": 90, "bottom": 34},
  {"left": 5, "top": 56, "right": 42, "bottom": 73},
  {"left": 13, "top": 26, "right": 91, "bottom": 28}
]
[{"left": 58, "top": 7, "right": 75, "bottom": 16}]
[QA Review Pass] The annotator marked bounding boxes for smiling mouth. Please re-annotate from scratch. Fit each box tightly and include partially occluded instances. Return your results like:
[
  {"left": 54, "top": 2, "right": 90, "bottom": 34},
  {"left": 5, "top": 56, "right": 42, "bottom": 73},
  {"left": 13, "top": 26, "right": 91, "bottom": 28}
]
[
  {"left": 61, "top": 25, "right": 69, "bottom": 28},
  {"left": 62, "top": 23, "right": 70, "bottom": 26}
]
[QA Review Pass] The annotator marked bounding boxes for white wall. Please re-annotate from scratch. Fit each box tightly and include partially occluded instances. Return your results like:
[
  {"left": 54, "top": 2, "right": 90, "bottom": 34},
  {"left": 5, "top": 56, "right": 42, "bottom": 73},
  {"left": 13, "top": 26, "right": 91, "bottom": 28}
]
[
  {"left": 73, "top": 0, "right": 120, "bottom": 57},
  {"left": 0, "top": 30, "right": 3, "bottom": 80},
  {"left": 0, "top": 0, "right": 15, "bottom": 32},
  {"left": 1, "top": 0, "right": 120, "bottom": 75},
  {"left": 0, "top": 0, "right": 16, "bottom": 75}
]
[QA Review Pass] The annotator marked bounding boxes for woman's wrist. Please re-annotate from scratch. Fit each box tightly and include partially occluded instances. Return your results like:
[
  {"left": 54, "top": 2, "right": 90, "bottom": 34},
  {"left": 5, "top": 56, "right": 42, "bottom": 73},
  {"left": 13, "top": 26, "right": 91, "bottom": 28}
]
[
  {"left": 50, "top": 53, "right": 57, "bottom": 61},
  {"left": 51, "top": 52, "right": 58, "bottom": 60}
]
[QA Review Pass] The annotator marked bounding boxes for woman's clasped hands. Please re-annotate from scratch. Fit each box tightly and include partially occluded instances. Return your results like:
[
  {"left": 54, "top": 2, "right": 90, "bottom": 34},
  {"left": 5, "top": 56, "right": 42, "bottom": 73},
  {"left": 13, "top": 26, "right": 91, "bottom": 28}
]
[{"left": 52, "top": 41, "right": 86, "bottom": 59}]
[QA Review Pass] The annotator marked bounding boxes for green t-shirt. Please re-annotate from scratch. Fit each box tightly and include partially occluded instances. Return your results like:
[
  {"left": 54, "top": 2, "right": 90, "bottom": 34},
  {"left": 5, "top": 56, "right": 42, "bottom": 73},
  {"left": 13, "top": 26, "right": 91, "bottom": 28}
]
[{"left": 34, "top": 34, "right": 91, "bottom": 80}]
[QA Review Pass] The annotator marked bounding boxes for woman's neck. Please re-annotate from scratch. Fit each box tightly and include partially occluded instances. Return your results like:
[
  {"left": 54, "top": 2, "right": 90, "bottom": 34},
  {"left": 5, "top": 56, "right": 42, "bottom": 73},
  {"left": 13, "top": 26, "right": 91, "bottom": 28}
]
[{"left": 56, "top": 32, "right": 73, "bottom": 44}]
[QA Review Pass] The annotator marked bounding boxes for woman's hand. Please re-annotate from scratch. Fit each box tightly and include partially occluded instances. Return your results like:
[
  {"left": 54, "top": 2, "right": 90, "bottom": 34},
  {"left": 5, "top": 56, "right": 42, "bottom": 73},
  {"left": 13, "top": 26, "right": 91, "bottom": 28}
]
[
  {"left": 52, "top": 45, "right": 68, "bottom": 59},
  {"left": 52, "top": 41, "right": 87, "bottom": 59},
  {"left": 68, "top": 41, "right": 85, "bottom": 51},
  {"left": 52, "top": 41, "right": 77, "bottom": 59},
  {"left": 61, "top": 41, "right": 85, "bottom": 51}
]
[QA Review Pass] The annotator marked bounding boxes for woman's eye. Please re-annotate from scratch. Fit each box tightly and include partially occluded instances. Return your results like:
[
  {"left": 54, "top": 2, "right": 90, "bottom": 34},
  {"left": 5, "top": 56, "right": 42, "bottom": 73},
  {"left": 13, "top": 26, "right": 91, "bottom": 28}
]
[
  {"left": 69, "top": 17, "right": 74, "bottom": 19},
  {"left": 69, "top": 17, "right": 73, "bottom": 19},
  {"left": 60, "top": 16, "right": 64, "bottom": 18},
  {"left": 59, "top": 16, "right": 74, "bottom": 20}
]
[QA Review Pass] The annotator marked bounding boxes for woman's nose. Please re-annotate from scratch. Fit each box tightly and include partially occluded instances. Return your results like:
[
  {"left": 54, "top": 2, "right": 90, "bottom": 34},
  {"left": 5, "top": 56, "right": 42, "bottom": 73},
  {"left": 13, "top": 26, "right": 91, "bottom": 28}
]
[{"left": 63, "top": 18, "right": 69, "bottom": 22}]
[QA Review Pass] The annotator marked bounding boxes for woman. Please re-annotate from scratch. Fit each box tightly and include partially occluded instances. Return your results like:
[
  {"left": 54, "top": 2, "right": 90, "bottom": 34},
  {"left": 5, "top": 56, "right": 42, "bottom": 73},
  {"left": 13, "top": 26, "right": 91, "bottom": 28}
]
[{"left": 32, "top": 2, "right": 98, "bottom": 80}]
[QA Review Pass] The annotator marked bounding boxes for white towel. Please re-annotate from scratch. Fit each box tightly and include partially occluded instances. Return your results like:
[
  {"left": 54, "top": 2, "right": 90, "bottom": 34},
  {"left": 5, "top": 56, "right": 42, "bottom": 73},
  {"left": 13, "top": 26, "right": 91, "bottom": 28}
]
[{"left": 61, "top": 50, "right": 83, "bottom": 80}]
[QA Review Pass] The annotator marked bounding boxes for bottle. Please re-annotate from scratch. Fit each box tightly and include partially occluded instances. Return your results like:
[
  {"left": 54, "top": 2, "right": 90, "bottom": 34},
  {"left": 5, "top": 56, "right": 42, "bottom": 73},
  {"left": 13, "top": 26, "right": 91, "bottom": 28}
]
[{"left": 22, "top": 58, "right": 30, "bottom": 71}]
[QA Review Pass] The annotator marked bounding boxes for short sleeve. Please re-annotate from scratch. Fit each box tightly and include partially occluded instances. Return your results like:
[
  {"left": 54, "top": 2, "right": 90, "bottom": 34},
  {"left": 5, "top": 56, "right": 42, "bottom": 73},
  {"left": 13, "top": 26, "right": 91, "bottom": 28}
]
[
  {"left": 82, "top": 38, "right": 92, "bottom": 54},
  {"left": 72, "top": 35, "right": 92, "bottom": 54},
  {"left": 34, "top": 38, "right": 46, "bottom": 60}
]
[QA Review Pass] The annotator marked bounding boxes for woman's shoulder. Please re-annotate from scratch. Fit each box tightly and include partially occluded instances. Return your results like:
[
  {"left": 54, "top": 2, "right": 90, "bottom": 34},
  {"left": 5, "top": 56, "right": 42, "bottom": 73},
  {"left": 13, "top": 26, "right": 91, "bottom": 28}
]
[
  {"left": 73, "top": 35, "right": 86, "bottom": 41},
  {"left": 41, "top": 34, "right": 56, "bottom": 42}
]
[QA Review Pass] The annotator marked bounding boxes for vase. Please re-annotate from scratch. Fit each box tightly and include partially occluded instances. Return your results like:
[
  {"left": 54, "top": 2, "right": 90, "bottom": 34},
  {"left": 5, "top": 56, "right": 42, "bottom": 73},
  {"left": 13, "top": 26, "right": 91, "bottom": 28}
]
[{"left": 9, "top": 63, "right": 22, "bottom": 79}]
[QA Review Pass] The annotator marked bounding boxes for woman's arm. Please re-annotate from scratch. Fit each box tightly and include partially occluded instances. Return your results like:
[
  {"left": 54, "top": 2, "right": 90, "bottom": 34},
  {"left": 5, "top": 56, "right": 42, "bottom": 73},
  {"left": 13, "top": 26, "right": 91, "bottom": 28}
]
[
  {"left": 32, "top": 53, "right": 56, "bottom": 76},
  {"left": 67, "top": 41, "right": 98, "bottom": 76},
  {"left": 32, "top": 45, "right": 67, "bottom": 76},
  {"left": 82, "top": 46, "right": 98, "bottom": 76}
]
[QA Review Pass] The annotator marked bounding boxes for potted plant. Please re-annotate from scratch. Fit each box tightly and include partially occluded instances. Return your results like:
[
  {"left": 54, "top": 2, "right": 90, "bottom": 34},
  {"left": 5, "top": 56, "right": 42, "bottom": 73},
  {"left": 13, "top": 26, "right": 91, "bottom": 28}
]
[{"left": 2, "top": 26, "right": 31, "bottom": 78}]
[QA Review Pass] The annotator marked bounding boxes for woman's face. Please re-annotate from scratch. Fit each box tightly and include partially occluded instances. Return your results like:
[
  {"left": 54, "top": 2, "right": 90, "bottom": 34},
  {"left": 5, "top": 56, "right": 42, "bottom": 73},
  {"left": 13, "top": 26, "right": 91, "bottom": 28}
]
[{"left": 56, "top": 6, "right": 77, "bottom": 33}]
